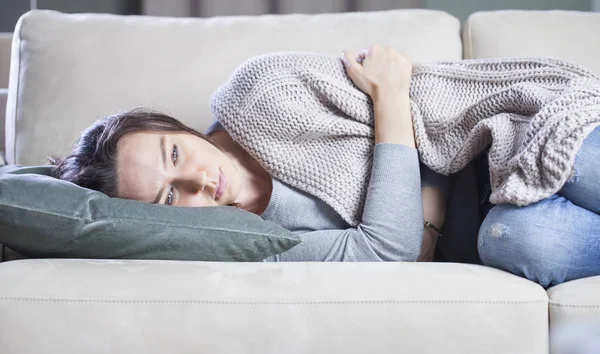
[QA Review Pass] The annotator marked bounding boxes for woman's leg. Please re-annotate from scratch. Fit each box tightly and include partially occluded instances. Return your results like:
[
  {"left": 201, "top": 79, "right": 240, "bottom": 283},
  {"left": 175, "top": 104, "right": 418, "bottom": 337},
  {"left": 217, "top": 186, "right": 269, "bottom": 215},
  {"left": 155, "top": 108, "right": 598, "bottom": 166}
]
[
  {"left": 478, "top": 194, "right": 600, "bottom": 287},
  {"left": 558, "top": 125, "right": 600, "bottom": 214}
]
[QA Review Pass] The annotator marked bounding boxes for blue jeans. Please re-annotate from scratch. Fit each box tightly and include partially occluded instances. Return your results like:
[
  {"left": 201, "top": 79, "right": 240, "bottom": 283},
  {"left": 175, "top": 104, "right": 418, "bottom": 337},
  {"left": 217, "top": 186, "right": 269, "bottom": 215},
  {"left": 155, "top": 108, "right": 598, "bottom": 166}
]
[{"left": 478, "top": 125, "right": 600, "bottom": 287}]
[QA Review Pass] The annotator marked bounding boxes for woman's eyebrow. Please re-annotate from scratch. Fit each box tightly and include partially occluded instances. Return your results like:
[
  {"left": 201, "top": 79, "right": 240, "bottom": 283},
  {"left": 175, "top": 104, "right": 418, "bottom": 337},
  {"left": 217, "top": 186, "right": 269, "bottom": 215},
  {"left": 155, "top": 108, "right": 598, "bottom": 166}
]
[{"left": 152, "top": 135, "right": 167, "bottom": 204}]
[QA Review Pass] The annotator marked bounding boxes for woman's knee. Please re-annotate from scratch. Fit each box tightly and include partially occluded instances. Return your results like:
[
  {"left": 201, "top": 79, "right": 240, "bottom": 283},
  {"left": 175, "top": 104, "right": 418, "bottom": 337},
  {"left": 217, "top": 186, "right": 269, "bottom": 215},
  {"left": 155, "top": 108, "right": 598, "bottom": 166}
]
[
  {"left": 478, "top": 195, "right": 599, "bottom": 287},
  {"left": 559, "top": 125, "right": 600, "bottom": 213}
]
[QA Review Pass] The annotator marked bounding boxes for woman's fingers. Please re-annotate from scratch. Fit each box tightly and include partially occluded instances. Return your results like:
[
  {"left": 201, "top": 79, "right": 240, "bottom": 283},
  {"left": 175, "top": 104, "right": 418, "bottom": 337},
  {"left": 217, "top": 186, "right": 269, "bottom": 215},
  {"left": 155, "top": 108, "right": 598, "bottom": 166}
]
[
  {"left": 342, "top": 50, "right": 369, "bottom": 93},
  {"left": 341, "top": 50, "right": 361, "bottom": 72}
]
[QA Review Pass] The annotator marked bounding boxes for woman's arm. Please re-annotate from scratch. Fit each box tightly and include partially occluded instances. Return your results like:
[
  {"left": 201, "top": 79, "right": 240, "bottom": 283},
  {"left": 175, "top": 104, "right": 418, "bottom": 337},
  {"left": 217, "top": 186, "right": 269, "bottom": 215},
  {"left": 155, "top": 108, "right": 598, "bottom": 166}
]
[
  {"left": 344, "top": 46, "right": 452, "bottom": 262},
  {"left": 267, "top": 46, "right": 425, "bottom": 262},
  {"left": 347, "top": 46, "right": 425, "bottom": 259}
]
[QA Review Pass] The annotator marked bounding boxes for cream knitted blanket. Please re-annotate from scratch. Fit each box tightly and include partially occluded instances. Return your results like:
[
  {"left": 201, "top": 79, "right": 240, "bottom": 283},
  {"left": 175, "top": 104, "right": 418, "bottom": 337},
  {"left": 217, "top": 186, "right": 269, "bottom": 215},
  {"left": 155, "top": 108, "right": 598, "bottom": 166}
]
[{"left": 211, "top": 53, "right": 600, "bottom": 226}]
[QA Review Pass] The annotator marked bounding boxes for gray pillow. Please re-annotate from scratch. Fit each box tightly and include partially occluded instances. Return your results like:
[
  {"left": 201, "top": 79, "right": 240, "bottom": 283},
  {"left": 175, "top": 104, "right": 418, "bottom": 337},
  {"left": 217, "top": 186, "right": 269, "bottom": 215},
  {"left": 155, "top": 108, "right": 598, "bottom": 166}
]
[{"left": 0, "top": 165, "right": 300, "bottom": 261}]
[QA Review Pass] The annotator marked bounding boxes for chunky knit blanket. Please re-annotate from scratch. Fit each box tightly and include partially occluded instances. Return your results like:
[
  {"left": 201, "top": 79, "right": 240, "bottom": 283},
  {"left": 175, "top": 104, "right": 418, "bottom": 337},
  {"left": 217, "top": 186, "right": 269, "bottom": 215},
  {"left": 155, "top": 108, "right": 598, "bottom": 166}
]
[{"left": 211, "top": 53, "right": 600, "bottom": 226}]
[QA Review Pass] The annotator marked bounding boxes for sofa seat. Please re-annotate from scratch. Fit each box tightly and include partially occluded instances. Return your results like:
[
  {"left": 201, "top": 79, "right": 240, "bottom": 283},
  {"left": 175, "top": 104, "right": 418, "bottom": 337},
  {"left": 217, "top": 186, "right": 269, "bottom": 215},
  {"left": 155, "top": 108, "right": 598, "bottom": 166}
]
[{"left": 0, "top": 259, "right": 548, "bottom": 354}]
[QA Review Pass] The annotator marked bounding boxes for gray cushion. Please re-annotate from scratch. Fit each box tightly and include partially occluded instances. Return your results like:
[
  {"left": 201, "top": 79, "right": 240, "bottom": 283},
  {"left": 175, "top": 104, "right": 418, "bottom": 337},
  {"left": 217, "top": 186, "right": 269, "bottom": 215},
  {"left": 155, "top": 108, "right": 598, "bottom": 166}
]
[{"left": 0, "top": 166, "right": 300, "bottom": 262}]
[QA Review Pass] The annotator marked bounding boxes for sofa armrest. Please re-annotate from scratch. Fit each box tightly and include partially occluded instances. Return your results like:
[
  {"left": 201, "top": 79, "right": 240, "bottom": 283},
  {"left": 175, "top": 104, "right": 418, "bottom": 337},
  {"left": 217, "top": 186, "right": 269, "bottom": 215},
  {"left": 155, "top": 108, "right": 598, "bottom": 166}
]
[
  {"left": 0, "top": 260, "right": 548, "bottom": 354},
  {"left": 0, "top": 88, "right": 6, "bottom": 164}
]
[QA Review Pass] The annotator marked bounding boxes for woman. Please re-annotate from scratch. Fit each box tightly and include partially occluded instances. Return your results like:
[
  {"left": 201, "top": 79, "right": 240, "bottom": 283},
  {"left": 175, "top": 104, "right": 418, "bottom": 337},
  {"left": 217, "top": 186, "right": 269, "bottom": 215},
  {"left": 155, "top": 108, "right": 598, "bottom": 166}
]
[{"left": 52, "top": 46, "right": 600, "bottom": 287}]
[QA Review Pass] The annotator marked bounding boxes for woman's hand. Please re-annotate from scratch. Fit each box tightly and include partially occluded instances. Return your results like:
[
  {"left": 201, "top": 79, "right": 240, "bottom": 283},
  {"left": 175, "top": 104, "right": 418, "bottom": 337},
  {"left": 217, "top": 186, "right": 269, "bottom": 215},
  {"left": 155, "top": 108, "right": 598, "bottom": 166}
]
[
  {"left": 342, "top": 46, "right": 416, "bottom": 147},
  {"left": 342, "top": 45, "right": 412, "bottom": 100}
]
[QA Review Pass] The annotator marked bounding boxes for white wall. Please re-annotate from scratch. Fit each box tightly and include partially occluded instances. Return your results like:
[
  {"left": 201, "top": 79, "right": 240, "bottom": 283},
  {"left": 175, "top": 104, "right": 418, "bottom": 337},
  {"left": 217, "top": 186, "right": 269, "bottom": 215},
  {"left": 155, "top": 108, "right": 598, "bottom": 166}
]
[{"left": 0, "top": 0, "right": 139, "bottom": 32}]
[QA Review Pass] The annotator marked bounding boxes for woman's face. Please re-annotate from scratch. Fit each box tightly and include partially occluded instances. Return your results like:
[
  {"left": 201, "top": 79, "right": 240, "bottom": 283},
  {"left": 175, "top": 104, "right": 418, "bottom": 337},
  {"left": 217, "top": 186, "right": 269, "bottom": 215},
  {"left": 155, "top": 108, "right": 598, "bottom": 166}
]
[{"left": 115, "top": 131, "right": 241, "bottom": 207}]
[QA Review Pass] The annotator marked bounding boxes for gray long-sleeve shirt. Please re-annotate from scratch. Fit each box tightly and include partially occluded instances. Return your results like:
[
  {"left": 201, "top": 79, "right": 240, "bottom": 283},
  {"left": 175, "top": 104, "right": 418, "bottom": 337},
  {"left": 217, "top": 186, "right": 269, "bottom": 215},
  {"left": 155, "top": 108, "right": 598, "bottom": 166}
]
[{"left": 207, "top": 121, "right": 451, "bottom": 262}]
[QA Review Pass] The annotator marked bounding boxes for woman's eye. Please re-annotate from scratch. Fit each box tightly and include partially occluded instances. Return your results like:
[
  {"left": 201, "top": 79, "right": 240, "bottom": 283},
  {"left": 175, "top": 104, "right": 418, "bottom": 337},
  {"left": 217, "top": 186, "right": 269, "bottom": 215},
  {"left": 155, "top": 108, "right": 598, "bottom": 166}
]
[
  {"left": 166, "top": 187, "right": 174, "bottom": 206},
  {"left": 172, "top": 144, "right": 179, "bottom": 166}
]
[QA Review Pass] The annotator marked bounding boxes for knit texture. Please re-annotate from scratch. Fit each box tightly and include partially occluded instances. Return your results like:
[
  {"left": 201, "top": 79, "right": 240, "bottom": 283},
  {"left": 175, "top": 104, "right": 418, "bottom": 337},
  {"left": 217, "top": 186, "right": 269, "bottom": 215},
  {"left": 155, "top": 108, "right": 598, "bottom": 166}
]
[{"left": 211, "top": 52, "right": 600, "bottom": 226}]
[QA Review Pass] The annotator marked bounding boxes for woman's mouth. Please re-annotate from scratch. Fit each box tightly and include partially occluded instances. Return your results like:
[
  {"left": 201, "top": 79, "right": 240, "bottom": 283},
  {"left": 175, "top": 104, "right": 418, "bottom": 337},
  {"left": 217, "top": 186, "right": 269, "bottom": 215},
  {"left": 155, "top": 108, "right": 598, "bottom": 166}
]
[{"left": 214, "top": 168, "right": 226, "bottom": 201}]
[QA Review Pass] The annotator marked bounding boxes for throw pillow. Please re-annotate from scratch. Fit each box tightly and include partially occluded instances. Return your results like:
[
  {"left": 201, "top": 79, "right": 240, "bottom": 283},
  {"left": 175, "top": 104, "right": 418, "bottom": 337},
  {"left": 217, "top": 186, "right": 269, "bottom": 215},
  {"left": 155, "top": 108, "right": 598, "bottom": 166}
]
[{"left": 0, "top": 165, "right": 300, "bottom": 262}]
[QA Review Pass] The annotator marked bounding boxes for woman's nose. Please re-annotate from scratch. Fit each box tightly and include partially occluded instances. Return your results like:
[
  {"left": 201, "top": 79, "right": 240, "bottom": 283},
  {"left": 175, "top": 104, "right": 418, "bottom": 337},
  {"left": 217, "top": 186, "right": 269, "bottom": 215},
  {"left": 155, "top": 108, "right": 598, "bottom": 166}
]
[
  {"left": 178, "top": 168, "right": 216, "bottom": 196},
  {"left": 175, "top": 166, "right": 207, "bottom": 192}
]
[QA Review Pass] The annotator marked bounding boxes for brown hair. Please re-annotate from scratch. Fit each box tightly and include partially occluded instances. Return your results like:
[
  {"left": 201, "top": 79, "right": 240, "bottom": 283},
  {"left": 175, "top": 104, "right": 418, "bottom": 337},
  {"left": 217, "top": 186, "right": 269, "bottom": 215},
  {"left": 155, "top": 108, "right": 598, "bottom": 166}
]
[{"left": 51, "top": 108, "right": 211, "bottom": 198}]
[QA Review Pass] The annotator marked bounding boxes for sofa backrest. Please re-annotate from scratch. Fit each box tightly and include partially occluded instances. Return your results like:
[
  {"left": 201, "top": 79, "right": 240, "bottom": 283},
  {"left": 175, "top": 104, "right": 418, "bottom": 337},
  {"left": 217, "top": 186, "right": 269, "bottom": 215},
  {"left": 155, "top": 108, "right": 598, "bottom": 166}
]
[
  {"left": 463, "top": 10, "right": 600, "bottom": 74},
  {"left": 5, "top": 9, "right": 461, "bottom": 165}
]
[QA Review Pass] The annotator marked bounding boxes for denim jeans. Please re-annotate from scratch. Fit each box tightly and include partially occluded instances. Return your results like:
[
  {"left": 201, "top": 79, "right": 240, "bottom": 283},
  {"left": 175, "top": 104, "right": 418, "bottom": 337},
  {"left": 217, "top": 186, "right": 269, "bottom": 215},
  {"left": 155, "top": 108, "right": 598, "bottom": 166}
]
[{"left": 478, "top": 125, "right": 600, "bottom": 287}]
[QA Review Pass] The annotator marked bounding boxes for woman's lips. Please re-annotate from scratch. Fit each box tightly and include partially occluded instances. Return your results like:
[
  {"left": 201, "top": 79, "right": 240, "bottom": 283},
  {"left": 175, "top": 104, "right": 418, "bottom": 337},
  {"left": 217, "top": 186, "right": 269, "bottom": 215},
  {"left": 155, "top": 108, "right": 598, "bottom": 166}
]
[{"left": 215, "top": 168, "right": 226, "bottom": 201}]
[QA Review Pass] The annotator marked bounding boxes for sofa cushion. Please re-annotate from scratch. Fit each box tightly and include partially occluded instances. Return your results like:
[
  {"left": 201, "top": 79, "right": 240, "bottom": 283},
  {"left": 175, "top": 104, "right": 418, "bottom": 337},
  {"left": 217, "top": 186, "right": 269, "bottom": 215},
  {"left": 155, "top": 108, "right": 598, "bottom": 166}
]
[
  {"left": 0, "top": 260, "right": 549, "bottom": 354},
  {"left": 0, "top": 165, "right": 300, "bottom": 262},
  {"left": 547, "top": 276, "right": 600, "bottom": 353},
  {"left": 5, "top": 9, "right": 461, "bottom": 165},
  {"left": 463, "top": 10, "right": 600, "bottom": 74}
]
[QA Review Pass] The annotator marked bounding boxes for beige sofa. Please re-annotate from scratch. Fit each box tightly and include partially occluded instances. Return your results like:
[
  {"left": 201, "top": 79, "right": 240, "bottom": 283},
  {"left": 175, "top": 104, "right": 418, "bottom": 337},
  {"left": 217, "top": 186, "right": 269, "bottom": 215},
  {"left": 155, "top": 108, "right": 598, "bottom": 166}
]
[{"left": 1, "top": 9, "right": 599, "bottom": 354}]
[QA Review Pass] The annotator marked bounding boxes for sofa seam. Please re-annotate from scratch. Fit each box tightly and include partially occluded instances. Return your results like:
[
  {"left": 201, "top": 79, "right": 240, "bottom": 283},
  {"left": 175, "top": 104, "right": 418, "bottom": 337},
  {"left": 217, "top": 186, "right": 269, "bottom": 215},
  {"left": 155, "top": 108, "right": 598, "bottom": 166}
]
[
  {"left": 0, "top": 298, "right": 548, "bottom": 305},
  {"left": 549, "top": 302, "right": 600, "bottom": 309}
]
